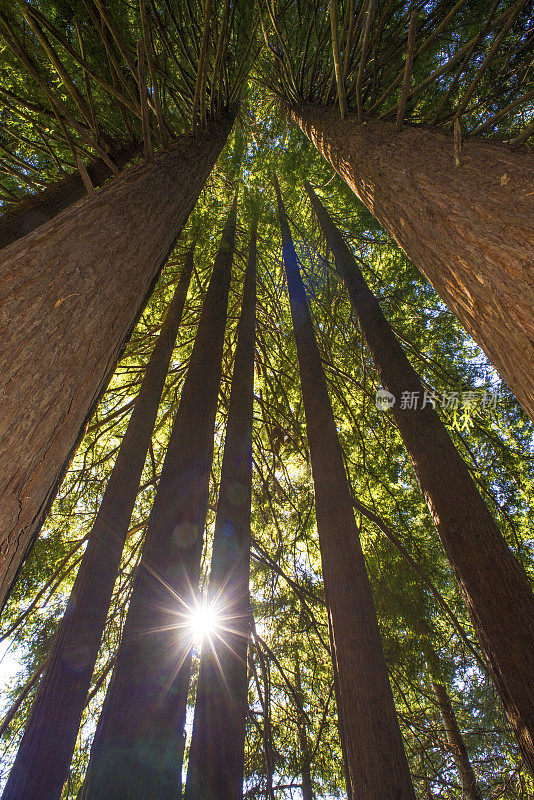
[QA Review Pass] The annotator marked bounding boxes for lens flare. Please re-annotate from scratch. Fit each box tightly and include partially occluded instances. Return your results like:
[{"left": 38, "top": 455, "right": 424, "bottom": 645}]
[{"left": 188, "top": 601, "right": 220, "bottom": 643}]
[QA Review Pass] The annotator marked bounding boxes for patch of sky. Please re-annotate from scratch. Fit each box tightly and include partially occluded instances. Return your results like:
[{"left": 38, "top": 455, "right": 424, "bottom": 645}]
[{"left": 0, "top": 638, "right": 23, "bottom": 718}]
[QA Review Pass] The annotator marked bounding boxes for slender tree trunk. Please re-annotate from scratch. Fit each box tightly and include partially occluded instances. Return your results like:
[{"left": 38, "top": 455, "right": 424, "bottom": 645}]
[
  {"left": 80, "top": 199, "right": 237, "bottom": 800},
  {"left": 0, "top": 142, "right": 139, "bottom": 250},
  {"left": 432, "top": 679, "right": 483, "bottom": 800},
  {"left": 254, "top": 640, "right": 276, "bottom": 800},
  {"left": 327, "top": 614, "right": 353, "bottom": 800},
  {"left": 274, "top": 177, "right": 416, "bottom": 800},
  {"left": 0, "top": 112, "right": 235, "bottom": 611},
  {"left": 1, "top": 250, "right": 193, "bottom": 800},
  {"left": 291, "top": 104, "right": 534, "bottom": 421},
  {"left": 299, "top": 726, "right": 314, "bottom": 800},
  {"left": 305, "top": 182, "right": 534, "bottom": 773},
  {"left": 294, "top": 647, "right": 314, "bottom": 800},
  {"left": 185, "top": 220, "right": 256, "bottom": 800}
]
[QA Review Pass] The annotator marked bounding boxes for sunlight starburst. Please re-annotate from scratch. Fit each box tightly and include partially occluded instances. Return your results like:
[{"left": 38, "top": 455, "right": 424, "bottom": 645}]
[{"left": 187, "top": 601, "right": 221, "bottom": 643}]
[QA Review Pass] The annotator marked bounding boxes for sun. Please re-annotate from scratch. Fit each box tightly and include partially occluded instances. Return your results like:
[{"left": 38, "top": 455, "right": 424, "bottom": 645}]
[{"left": 188, "top": 601, "right": 220, "bottom": 643}]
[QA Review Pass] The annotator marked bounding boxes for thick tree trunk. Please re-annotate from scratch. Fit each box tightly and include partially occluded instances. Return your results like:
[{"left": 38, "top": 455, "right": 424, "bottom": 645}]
[
  {"left": 185, "top": 221, "right": 256, "bottom": 800},
  {"left": 305, "top": 182, "right": 534, "bottom": 773},
  {"left": 275, "top": 177, "right": 416, "bottom": 800},
  {"left": 0, "top": 143, "right": 139, "bottom": 250},
  {"left": 0, "top": 112, "right": 235, "bottom": 611},
  {"left": 80, "top": 200, "right": 236, "bottom": 800},
  {"left": 1, "top": 250, "right": 193, "bottom": 800},
  {"left": 291, "top": 104, "right": 534, "bottom": 421},
  {"left": 432, "top": 679, "right": 482, "bottom": 800}
]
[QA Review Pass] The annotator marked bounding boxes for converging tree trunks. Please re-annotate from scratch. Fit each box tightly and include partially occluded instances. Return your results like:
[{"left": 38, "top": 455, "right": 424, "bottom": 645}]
[
  {"left": 0, "top": 113, "right": 235, "bottom": 611},
  {"left": 0, "top": 142, "right": 139, "bottom": 250},
  {"left": 0, "top": 1, "right": 532, "bottom": 797},
  {"left": 305, "top": 182, "right": 534, "bottom": 772},
  {"left": 185, "top": 219, "right": 256, "bottom": 800},
  {"left": 276, "top": 176, "right": 416, "bottom": 800},
  {"left": 292, "top": 104, "right": 534, "bottom": 422},
  {"left": 80, "top": 199, "right": 236, "bottom": 800},
  {"left": 1, "top": 249, "right": 193, "bottom": 800}
]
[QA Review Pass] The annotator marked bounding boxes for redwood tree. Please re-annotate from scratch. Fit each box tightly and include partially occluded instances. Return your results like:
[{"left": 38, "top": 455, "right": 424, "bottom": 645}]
[
  {"left": 185, "top": 220, "right": 256, "bottom": 800},
  {"left": 80, "top": 199, "right": 237, "bottom": 800},
  {"left": 257, "top": 0, "right": 534, "bottom": 421},
  {"left": 0, "top": 113, "right": 235, "bottom": 611},
  {"left": 293, "top": 106, "right": 534, "bottom": 420},
  {"left": 305, "top": 181, "right": 534, "bottom": 772},
  {"left": 275, "top": 177, "right": 416, "bottom": 800},
  {"left": 1, "top": 248, "right": 193, "bottom": 800},
  {"left": 0, "top": 142, "right": 139, "bottom": 250}
]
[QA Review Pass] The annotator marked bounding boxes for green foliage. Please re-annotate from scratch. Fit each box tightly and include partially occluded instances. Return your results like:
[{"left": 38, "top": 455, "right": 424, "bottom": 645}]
[
  {"left": 1, "top": 4, "right": 533, "bottom": 799},
  {"left": 256, "top": 0, "right": 533, "bottom": 142}
]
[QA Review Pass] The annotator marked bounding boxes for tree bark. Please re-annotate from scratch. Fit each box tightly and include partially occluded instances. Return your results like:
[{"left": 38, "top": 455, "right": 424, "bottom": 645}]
[
  {"left": 80, "top": 199, "right": 237, "bottom": 800},
  {"left": 305, "top": 181, "right": 534, "bottom": 773},
  {"left": 432, "top": 679, "right": 482, "bottom": 800},
  {"left": 0, "top": 112, "right": 235, "bottom": 612},
  {"left": 327, "top": 614, "right": 353, "bottom": 800},
  {"left": 291, "top": 104, "right": 534, "bottom": 422},
  {"left": 184, "top": 220, "right": 256, "bottom": 800},
  {"left": 0, "top": 143, "right": 139, "bottom": 250},
  {"left": 275, "top": 177, "right": 416, "bottom": 800},
  {"left": 1, "top": 249, "right": 193, "bottom": 800}
]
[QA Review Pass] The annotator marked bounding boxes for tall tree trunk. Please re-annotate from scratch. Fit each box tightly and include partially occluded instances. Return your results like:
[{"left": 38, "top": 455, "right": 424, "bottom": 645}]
[
  {"left": 0, "top": 142, "right": 139, "bottom": 250},
  {"left": 431, "top": 679, "right": 482, "bottom": 800},
  {"left": 327, "top": 614, "right": 353, "bottom": 800},
  {"left": 274, "top": 177, "right": 416, "bottom": 800},
  {"left": 0, "top": 112, "right": 235, "bottom": 611},
  {"left": 185, "top": 220, "right": 256, "bottom": 800},
  {"left": 253, "top": 639, "right": 276, "bottom": 800},
  {"left": 293, "top": 645, "right": 314, "bottom": 800},
  {"left": 80, "top": 199, "right": 237, "bottom": 800},
  {"left": 305, "top": 181, "right": 534, "bottom": 773},
  {"left": 291, "top": 104, "right": 534, "bottom": 421},
  {"left": 1, "top": 250, "right": 193, "bottom": 800}
]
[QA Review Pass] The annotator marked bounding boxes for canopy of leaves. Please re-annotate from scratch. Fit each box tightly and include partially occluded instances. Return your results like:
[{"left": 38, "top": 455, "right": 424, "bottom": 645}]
[{"left": 1, "top": 3, "right": 533, "bottom": 799}]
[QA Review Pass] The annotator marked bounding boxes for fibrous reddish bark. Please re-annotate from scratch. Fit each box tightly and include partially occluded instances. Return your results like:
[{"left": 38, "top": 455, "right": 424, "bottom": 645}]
[
  {"left": 0, "top": 142, "right": 139, "bottom": 250},
  {"left": 80, "top": 200, "right": 236, "bottom": 800},
  {"left": 1, "top": 250, "right": 193, "bottom": 800},
  {"left": 305, "top": 181, "right": 534, "bottom": 773},
  {"left": 326, "top": 614, "right": 353, "bottom": 800},
  {"left": 185, "top": 220, "right": 256, "bottom": 800},
  {"left": 292, "top": 104, "right": 534, "bottom": 421},
  {"left": 0, "top": 113, "right": 235, "bottom": 611},
  {"left": 275, "top": 177, "right": 415, "bottom": 800}
]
